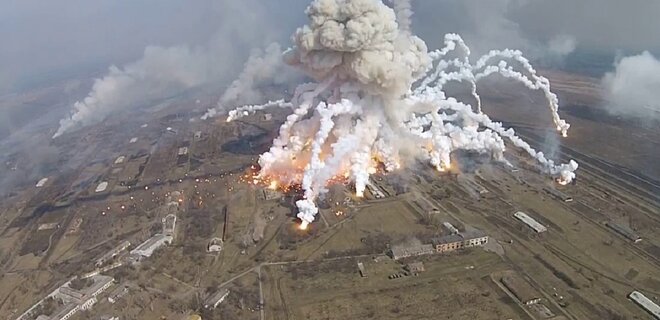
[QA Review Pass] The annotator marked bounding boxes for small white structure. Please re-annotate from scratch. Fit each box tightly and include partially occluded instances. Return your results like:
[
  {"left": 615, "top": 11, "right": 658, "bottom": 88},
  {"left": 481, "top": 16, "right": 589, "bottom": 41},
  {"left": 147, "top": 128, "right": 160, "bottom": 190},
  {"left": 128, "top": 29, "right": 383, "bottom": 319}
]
[
  {"left": 114, "top": 156, "right": 125, "bottom": 165},
  {"left": 177, "top": 147, "right": 188, "bottom": 156},
  {"left": 357, "top": 262, "right": 367, "bottom": 277},
  {"left": 95, "top": 181, "right": 108, "bottom": 193},
  {"left": 107, "top": 286, "right": 129, "bottom": 304},
  {"left": 36, "top": 177, "right": 49, "bottom": 188},
  {"left": 442, "top": 222, "right": 460, "bottom": 235},
  {"left": 514, "top": 211, "right": 547, "bottom": 233},
  {"left": 129, "top": 137, "right": 138, "bottom": 143},
  {"left": 45, "top": 275, "right": 114, "bottom": 320},
  {"left": 204, "top": 289, "right": 230, "bottom": 309},
  {"left": 628, "top": 290, "right": 660, "bottom": 319},
  {"left": 38, "top": 223, "right": 59, "bottom": 231},
  {"left": 130, "top": 234, "right": 172, "bottom": 259},
  {"left": 162, "top": 214, "right": 177, "bottom": 236},
  {"left": 207, "top": 238, "right": 223, "bottom": 253},
  {"left": 194, "top": 131, "right": 202, "bottom": 139}
]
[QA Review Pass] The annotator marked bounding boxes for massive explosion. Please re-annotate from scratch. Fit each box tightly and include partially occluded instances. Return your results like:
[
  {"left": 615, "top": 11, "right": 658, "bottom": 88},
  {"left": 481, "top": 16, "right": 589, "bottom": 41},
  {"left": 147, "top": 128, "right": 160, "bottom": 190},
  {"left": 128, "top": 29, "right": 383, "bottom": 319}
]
[{"left": 217, "top": 0, "right": 579, "bottom": 227}]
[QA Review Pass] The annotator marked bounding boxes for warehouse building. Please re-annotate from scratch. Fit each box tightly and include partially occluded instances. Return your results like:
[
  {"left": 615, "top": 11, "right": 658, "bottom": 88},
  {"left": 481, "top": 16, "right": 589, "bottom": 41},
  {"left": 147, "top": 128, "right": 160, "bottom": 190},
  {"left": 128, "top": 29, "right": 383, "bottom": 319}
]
[
  {"left": 501, "top": 272, "right": 542, "bottom": 305},
  {"left": 514, "top": 211, "right": 547, "bottom": 233},
  {"left": 606, "top": 222, "right": 642, "bottom": 243},
  {"left": 432, "top": 234, "right": 465, "bottom": 253},
  {"left": 389, "top": 244, "right": 435, "bottom": 260},
  {"left": 628, "top": 290, "right": 660, "bottom": 318},
  {"left": 431, "top": 229, "right": 489, "bottom": 253},
  {"left": 130, "top": 234, "right": 173, "bottom": 260},
  {"left": 442, "top": 222, "right": 459, "bottom": 235},
  {"left": 205, "top": 289, "right": 230, "bottom": 309},
  {"left": 543, "top": 187, "right": 573, "bottom": 202}
]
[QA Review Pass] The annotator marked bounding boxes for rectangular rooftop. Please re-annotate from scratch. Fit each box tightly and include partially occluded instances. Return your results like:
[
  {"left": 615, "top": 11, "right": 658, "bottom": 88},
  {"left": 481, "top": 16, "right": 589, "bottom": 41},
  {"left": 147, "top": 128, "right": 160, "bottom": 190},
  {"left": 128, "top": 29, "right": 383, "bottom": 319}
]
[{"left": 514, "top": 211, "right": 547, "bottom": 233}]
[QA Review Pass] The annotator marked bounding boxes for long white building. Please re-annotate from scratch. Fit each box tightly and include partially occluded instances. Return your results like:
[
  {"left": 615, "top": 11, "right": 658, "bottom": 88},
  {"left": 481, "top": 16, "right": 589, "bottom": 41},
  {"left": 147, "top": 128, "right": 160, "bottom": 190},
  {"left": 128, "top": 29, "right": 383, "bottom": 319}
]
[
  {"left": 130, "top": 234, "right": 173, "bottom": 259},
  {"left": 514, "top": 211, "right": 547, "bottom": 233},
  {"left": 628, "top": 290, "right": 660, "bottom": 319}
]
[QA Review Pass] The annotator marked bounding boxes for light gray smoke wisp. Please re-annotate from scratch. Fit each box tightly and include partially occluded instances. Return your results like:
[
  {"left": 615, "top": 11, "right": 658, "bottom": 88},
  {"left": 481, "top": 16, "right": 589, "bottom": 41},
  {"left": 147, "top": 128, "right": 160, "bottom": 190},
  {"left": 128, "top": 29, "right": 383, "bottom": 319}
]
[
  {"left": 547, "top": 34, "right": 577, "bottom": 56},
  {"left": 202, "top": 43, "right": 303, "bottom": 120}
]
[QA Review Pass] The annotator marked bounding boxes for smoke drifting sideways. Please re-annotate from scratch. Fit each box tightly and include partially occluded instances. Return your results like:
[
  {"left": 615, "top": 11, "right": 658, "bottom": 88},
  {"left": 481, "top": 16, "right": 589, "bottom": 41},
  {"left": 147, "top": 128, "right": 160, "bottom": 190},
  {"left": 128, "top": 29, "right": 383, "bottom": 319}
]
[
  {"left": 50, "top": 0, "right": 309, "bottom": 139},
  {"left": 53, "top": 45, "right": 222, "bottom": 138},
  {"left": 602, "top": 51, "right": 660, "bottom": 121},
  {"left": 217, "top": 0, "right": 579, "bottom": 227}
]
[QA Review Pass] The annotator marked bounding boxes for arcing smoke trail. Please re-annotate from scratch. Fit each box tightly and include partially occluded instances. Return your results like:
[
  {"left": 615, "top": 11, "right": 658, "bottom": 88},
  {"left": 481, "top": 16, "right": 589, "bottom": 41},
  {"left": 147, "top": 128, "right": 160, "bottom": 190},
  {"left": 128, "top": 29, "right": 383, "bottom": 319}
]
[{"left": 222, "top": 0, "right": 579, "bottom": 226}]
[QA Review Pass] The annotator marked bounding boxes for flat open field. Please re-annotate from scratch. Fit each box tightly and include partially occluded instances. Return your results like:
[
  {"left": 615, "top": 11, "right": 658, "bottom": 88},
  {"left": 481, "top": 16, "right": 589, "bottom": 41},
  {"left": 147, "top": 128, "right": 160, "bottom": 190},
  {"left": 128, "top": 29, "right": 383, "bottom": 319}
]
[{"left": 262, "top": 250, "right": 523, "bottom": 320}]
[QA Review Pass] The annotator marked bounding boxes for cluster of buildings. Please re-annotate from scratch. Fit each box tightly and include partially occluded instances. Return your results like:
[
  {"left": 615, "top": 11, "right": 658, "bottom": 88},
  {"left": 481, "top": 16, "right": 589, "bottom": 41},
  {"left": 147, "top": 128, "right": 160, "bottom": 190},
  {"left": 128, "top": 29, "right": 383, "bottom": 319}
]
[
  {"left": 366, "top": 180, "right": 386, "bottom": 199},
  {"left": 128, "top": 200, "right": 178, "bottom": 263},
  {"left": 18, "top": 275, "right": 114, "bottom": 320},
  {"left": 389, "top": 227, "right": 489, "bottom": 260}
]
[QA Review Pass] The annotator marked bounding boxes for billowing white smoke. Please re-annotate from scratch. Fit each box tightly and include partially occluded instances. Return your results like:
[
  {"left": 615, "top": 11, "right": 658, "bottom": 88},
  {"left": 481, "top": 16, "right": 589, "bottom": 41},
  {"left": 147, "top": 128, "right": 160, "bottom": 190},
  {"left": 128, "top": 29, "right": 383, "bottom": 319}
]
[
  {"left": 283, "top": 0, "right": 430, "bottom": 97},
  {"left": 602, "top": 51, "right": 660, "bottom": 120},
  {"left": 223, "top": 0, "right": 579, "bottom": 226},
  {"left": 54, "top": 45, "right": 220, "bottom": 138}
]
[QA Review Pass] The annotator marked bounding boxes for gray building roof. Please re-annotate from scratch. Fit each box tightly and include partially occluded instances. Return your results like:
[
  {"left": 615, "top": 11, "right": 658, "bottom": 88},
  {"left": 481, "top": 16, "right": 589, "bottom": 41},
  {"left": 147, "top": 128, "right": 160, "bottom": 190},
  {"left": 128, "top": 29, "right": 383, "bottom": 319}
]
[
  {"left": 461, "top": 229, "right": 487, "bottom": 240},
  {"left": 390, "top": 244, "right": 434, "bottom": 260},
  {"left": 432, "top": 234, "right": 463, "bottom": 246}
]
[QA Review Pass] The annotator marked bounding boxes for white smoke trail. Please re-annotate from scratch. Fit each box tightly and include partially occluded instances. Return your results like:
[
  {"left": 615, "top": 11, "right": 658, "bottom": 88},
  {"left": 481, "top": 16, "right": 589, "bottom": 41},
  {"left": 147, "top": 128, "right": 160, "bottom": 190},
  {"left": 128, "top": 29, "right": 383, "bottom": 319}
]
[{"left": 222, "top": 0, "right": 579, "bottom": 226}]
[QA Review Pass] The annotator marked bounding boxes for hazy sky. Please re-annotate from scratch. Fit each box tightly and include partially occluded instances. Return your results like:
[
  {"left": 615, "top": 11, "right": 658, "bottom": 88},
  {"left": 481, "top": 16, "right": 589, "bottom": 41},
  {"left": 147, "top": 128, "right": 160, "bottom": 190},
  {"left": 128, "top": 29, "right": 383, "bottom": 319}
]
[
  {"left": 1, "top": 0, "right": 659, "bottom": 193},
  {"left": 2, "top": 0, "right": 660, "bottom": 94}
]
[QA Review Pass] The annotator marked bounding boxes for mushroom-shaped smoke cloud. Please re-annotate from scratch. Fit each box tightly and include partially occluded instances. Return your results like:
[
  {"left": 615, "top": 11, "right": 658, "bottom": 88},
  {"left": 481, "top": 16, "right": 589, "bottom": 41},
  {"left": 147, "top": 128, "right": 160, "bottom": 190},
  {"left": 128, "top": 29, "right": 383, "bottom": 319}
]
[{"left": 284, "top": 0, "right": 430, "bottom": 97}]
